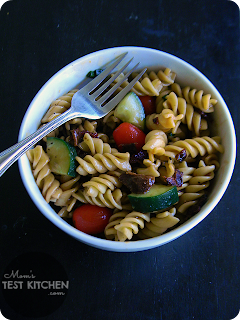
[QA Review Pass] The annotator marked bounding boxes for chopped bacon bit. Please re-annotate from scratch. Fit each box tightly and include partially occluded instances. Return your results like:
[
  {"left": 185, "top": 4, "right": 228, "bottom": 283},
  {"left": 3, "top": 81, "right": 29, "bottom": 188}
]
[
  {"left": 119, "top": 172, "right": 155, "bottom": 194},
  {"left": 71, "top": 129, "right": 98, "bottom": 146},
  {"left": 153, "top": 117, "right": 159, "bottom": 124},
  {"left": 130, "top": 149, "right": 148, "bottom": 164},
  {"left": 161, "top": 169, "right": 183, "bottom": 187},
  {"left": 176, "top": 149, "right": 187, "bottom": 162}
]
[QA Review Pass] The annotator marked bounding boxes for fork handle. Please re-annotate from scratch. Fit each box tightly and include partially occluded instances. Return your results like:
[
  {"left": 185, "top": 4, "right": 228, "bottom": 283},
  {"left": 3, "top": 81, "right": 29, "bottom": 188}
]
[{"left": 0, "top": 108, "right": 78, "bottom": 177}]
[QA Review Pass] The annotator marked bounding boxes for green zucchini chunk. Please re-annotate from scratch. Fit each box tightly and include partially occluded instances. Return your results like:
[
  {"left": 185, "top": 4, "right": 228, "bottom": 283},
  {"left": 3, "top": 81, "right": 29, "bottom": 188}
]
[
  {"left": 128, "top": 184, "right": 179, "bottom": 213},
  {"left": 46, "top": 137, "right": 77, "bottom": 177},
  {"left": 114, "top": 92, "right": 145, "bottom": 130}
]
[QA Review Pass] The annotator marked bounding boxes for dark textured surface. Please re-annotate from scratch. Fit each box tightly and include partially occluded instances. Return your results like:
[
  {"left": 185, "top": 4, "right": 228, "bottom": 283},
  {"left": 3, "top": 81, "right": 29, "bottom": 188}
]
[{"left": 0, "top": 0, "right": 239, "bottom": 319}]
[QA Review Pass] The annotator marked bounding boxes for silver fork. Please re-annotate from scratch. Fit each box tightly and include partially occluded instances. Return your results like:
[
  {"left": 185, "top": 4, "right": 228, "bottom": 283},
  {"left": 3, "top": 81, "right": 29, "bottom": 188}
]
[{"left": 0, "top": 53, "right": 147, "bottom": 177}]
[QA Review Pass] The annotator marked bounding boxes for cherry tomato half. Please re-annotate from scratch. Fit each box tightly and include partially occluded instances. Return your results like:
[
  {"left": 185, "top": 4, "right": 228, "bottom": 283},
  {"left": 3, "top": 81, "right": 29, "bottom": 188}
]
[
  {"left": 72, "top": 204, "right": 113, "bottom": 235},
  {"left": 113, "top": 122, "right": 146, "bottom": 152},
  {"left": 139, "top": 96, "right": 156, "bottom": 115}
]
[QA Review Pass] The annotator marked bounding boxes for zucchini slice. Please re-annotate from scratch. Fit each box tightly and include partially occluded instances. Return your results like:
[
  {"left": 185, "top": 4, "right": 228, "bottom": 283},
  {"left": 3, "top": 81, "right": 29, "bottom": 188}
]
[
  {"left": 114, "top": 92, "right": 145, "bottom": 130},
  {"left": 128, "top": 184, "right": 179, "bottom": 213},
  {"left": 46, "top": 137, "right": 77, "bottom": 177}
]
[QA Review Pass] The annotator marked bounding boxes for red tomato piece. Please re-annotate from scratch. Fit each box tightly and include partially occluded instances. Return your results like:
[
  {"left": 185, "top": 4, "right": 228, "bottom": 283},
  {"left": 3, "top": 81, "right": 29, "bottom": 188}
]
[
  {"left": 139, "top": 96, "right": 156, "bottom": 115},
  {"left": 72, "top": 204, "right": 112, "bottom": 235},
  {"left": 113, "top": 122, "right": 146, "bottom": 152}
]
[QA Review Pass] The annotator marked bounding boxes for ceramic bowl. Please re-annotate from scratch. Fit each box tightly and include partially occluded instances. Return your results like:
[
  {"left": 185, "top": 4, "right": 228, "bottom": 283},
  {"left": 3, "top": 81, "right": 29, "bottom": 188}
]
[{"left": 18, "top": 46, "right": 236, "bottom": 252}]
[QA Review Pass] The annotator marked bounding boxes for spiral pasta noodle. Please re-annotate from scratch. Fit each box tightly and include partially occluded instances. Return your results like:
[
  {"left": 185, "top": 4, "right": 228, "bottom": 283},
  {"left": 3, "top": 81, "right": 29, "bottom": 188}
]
[
  {"left": 114, "top": 211, "right": 151, "bottom": 241},
  {"left": 104, "top": 210, "right": 129, "bottom": 240},
  {"left": 138, "top": 208, "right": 179, "bottom": 239},
  {"left": 136, "top": 159, "right": 161, "bottom": 177},
  {"left": 78, "top": 133, "right": 116, "bottom": 155},
  {"left": 163, "top": 136, "right": 224, "bottom": 161},
  {"left": 177, "top": 160, "right": 215, "bottom": 213},
  {"left": 162, "top": 92, "right": 208, "bottom": 136},
  {"left": 142, "top": 130, "right": 167, "bottom": 161},
  {"left": 54, "top": 175, "right": 81, "bottom": 211},
  {"left": 26, "top": 145, "right": 63, "bottom": 203},
  {"left": 130, "top": 72, "right": 163, "bottom": 96},
  {"left": 110, "top": 72, "right": 163, "bottom": 96},
  {"left": 146, "top": 110, "right": 183, "bottom": 133},
  {"left": 75, "top": 152, "right": 131, "bottom": 176},
  {"left": 73, "top": 188, "right": 123, "bottom": 210},
  {"left": 102, "top": 110, "right": 121, "bottom": 130},
  {"left": 41, "top": 89, "right": 78, "bottom": 123},
  {"left": 82, "top": 171, "right": 122, "bottom": 197},
  {"left": 148, "top": 68, "right": 176, "bottom": 86},
  {"left": 171, "top": 83, "right": 217, "bottom": 113},
  {"left": 176, "top": 161, "right": 195, "bottom": 196}
]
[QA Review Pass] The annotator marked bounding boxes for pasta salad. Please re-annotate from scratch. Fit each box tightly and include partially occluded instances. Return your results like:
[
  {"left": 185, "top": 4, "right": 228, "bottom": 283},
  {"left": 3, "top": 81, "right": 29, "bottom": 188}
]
[{"left": 27, "top": 67, "right": 224, "bottom": 242}]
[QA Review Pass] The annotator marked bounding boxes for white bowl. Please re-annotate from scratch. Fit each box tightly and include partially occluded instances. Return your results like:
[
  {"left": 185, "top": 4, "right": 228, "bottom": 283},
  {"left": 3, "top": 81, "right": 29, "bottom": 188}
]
[{"left": 18, "top": 46, "right": 236, "bottom": 252}]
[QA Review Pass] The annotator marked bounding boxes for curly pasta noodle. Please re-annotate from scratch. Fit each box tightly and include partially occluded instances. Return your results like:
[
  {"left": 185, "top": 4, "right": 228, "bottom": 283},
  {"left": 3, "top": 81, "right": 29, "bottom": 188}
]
[
  {"left": 41, "top": 89, "right": 78, "bottom": 123},
  {"left": 202, "top": 154, "right": 220, "bottom": 170},
  {"left": 104, "top": 210, "right": 129, "bottom": 240},
  {"left": 73, "top": 188, "right": 123, "bottom": 210},
  {"left": 177, "top": 160, "right": 215, "bottom": 213},
  {"left": 155, "top": 89, "right": 172, "bottom": 113},
  {"left": 137, "top": 159, "right": 161, "bottom": 177},
  {"left": 130, "top": 71, "right": 163, "bottom": 96},
  {"left": 54, "top": 175, "right": 81, "bottom": 212},
  {"left": 171, "top": 83, "right": 217, "bottom": 113},
  {"left": 114, "top": 211, "right": 151, "bottom": 241},
  {"left": 111, "top": 72, "right": 163, "bottom": 96},
  {"left": 78, "top": 133, "right": 116, "bottom": 155},
  {"left": 176, "top": 161, "right": 195, "bottom": 196},
  {"left": 138, "top": 208, "right": 179, "bottom": 239},
  {"left": 163, "top": 136, "right": 224, "bottom": 161},
  {"left": 78, "top": 119, "right": 98, "bottom": 133},
  {"left": 102, "top": 110, "right": 121, "bottom": 130},
  {"left": 162, "top": 92, "right": 208, "bottom": 136},
  {"left": 146, "top": 109, "right": 183, "bottom": 133},
  {"left": 82, "top": 171, "right": 122, "bottom": 197},
  {"left": 149, "top": 68, "right": 176, "bottom": 86},
  {"left": 26, "top": 145, "right": 63, "bottom": 203},
  {"left": 75, "top": 152, "right": 131, "bottom": 176},
  {"left": 159, "top": 159, "right": 175, "bottom": 177},
  {"left": 64, "top": 118, "right": 83, "bottom": 131},
  {"left": 142, "top": 130, "right": 167, "bottom": 161}
]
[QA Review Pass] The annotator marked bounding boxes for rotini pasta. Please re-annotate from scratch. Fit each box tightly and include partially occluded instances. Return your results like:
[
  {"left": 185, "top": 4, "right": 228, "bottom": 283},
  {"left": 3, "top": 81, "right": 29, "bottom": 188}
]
[
  {"left": 114, "top": 211, "right": 151, "bottom": 241},
  {"left": 177, "top": 160, "right": 215, "bottom": 213},
  {"left": 75, "top": 152, "right": 131, "bottom": 176},
  {"left": 77, "top": 132, "right": 118, "bottom": 155},
  {"left": 142, "top": 130, "right": 167, "bottom": 161},
  {"left": 41, "top": 89, "right": 78, "bottom": 123},
  {"left": 162, "top": 92, "right": 208, "bottom": 136},
  {"left": 138, "top": 208, "right": 179, "bottom": 239},
  {"left": 146, "top": 109, "right": 183, "bottom": 133},
  {"left": 163, "top": 136, "right": 224, "bottom": 161},
  {"left": 26, "top": 145, "right": 63, "bottom": 203},
  {"left": 73, "top": 188, "right": 123, "bottom": 210},
  {"left": 171, "top": 83, "right": 217, "bottom": 112}
]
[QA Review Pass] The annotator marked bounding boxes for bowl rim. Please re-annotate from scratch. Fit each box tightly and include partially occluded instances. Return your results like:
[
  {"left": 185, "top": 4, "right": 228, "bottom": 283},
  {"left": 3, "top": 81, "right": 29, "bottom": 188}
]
[{"left": 18, "top": 46, "right": 236, "bottom": 252}]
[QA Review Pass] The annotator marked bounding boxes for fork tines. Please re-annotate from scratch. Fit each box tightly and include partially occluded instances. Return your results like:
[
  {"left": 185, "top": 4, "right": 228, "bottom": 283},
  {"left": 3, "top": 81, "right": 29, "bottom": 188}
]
[{"left": 80, "top": 52, "right": 147, "bottom": 109}]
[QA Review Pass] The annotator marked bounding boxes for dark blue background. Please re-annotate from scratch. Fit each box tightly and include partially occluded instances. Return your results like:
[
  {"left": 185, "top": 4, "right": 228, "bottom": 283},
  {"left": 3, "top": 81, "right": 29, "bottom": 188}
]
[{"left": 0, "top": 0, "right": 239, "bottom": 319}]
